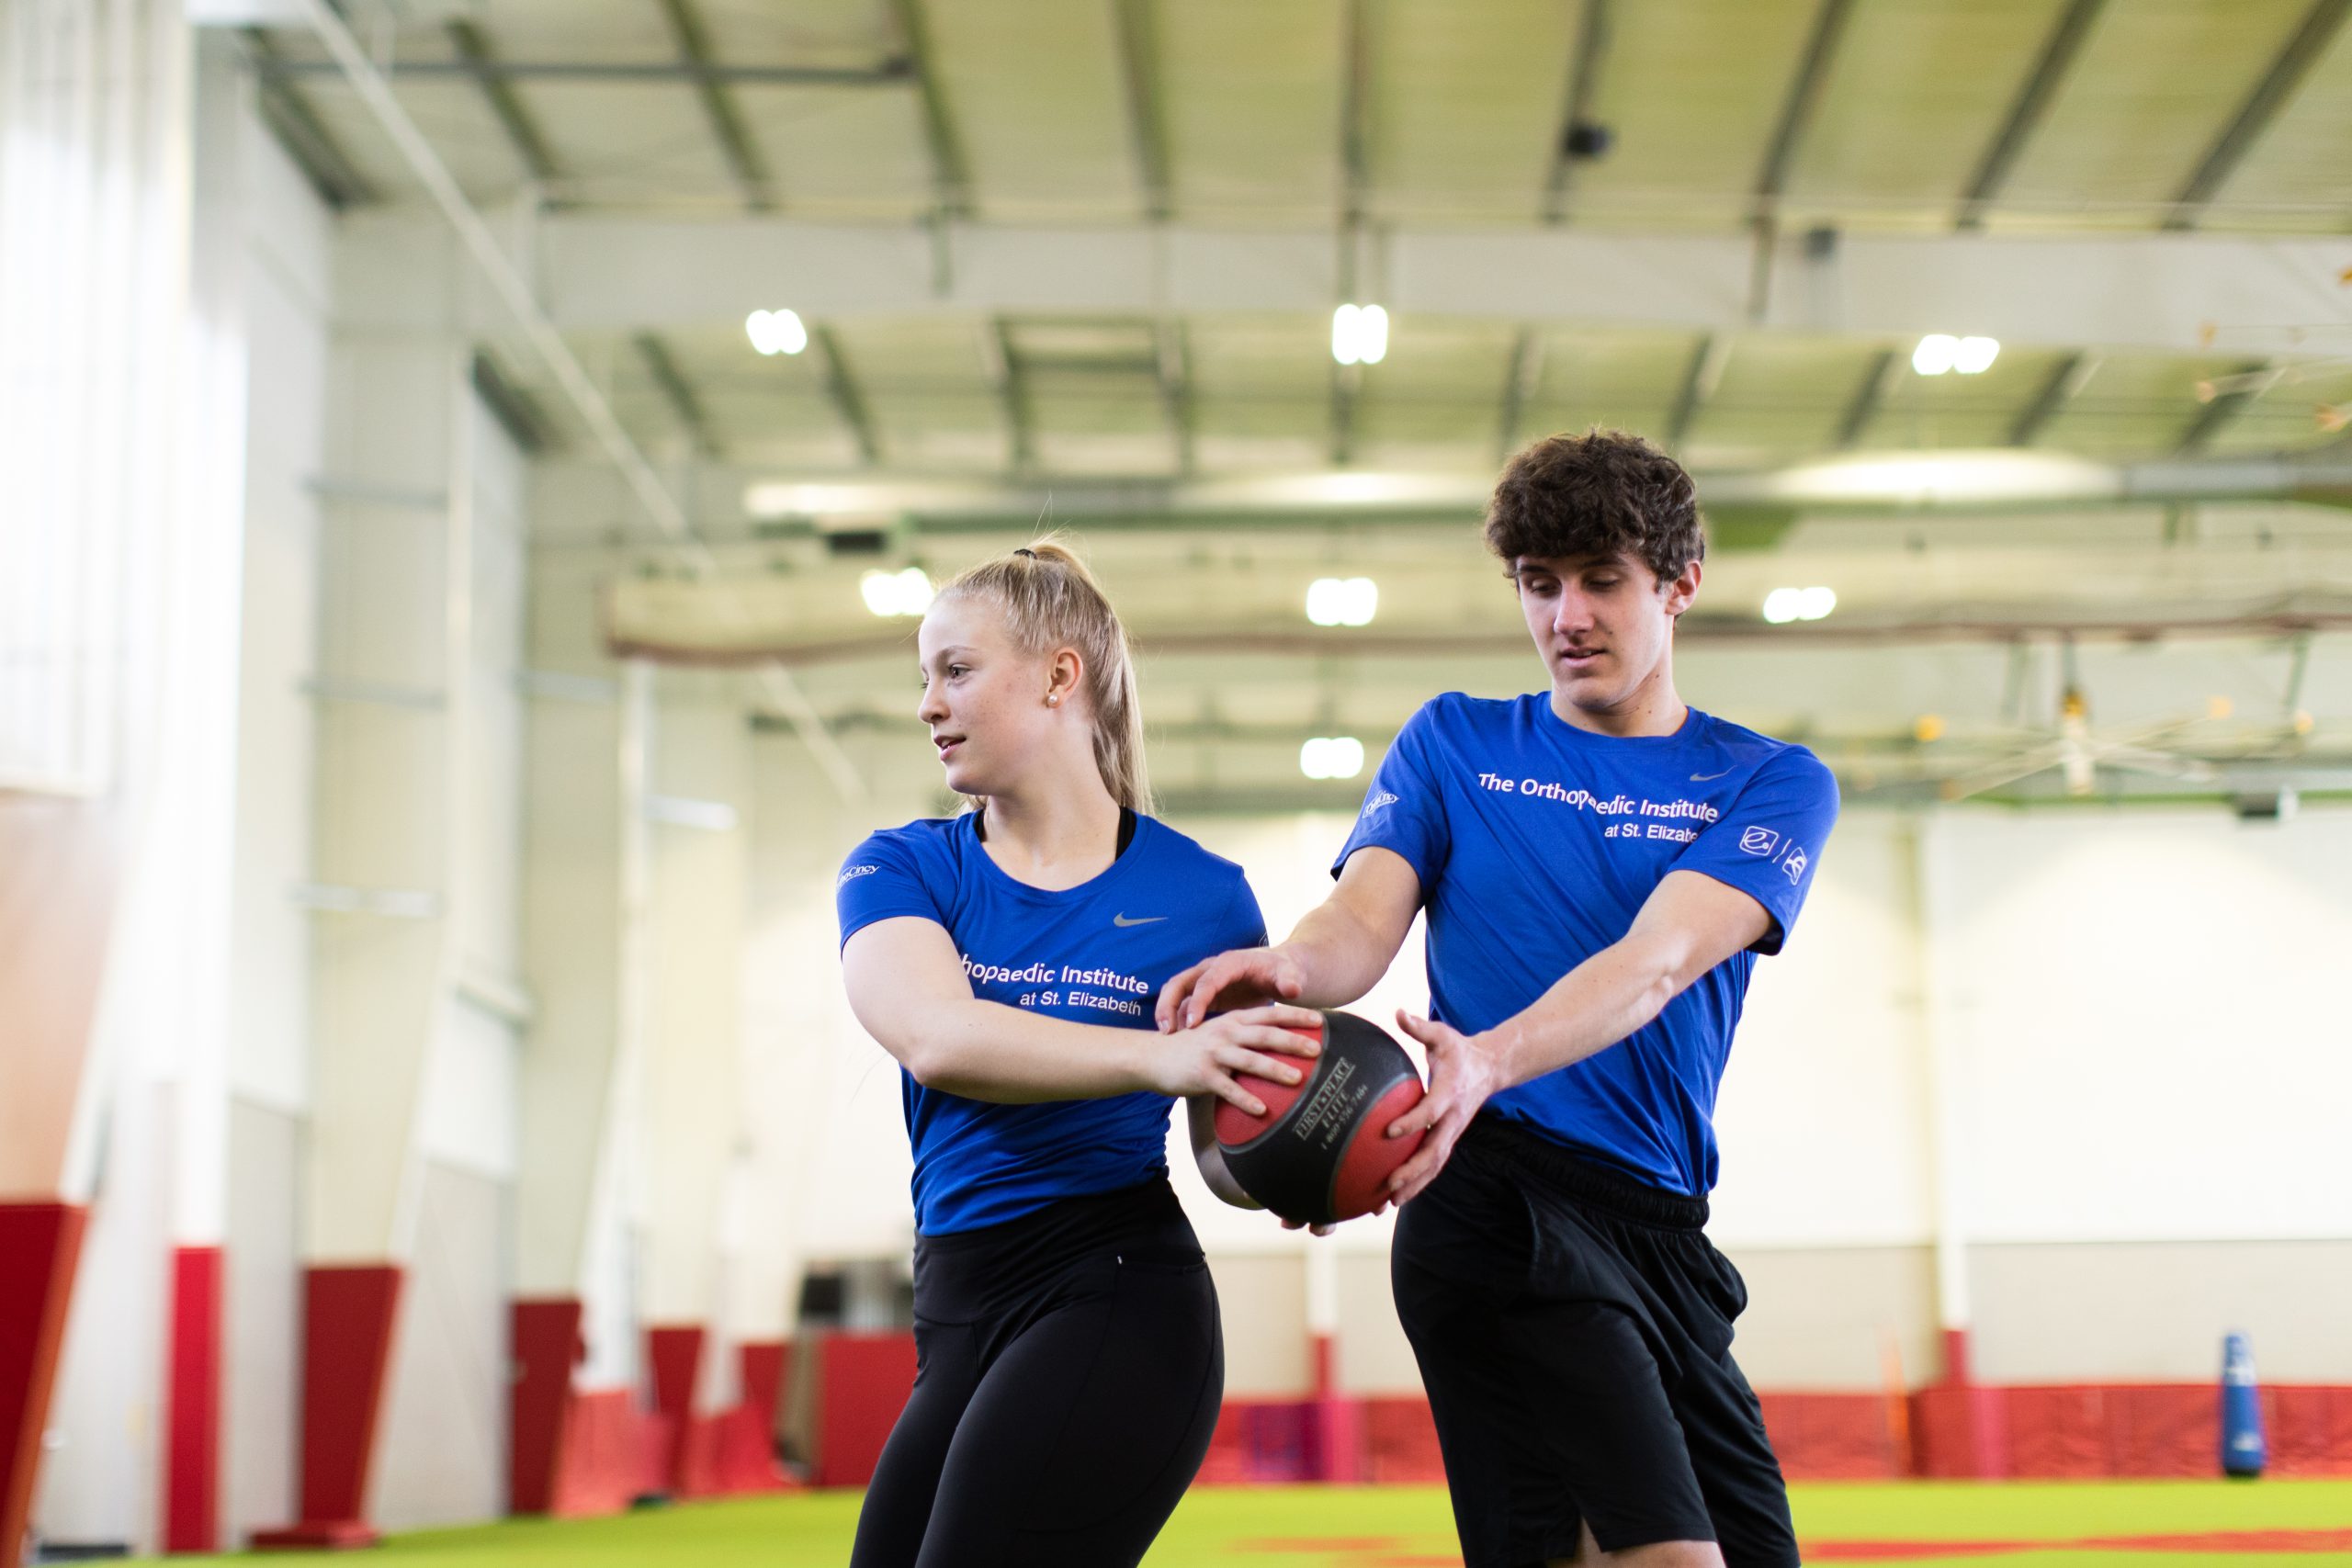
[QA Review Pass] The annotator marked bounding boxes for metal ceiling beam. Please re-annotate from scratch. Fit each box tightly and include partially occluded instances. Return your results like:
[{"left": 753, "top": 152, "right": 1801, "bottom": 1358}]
[
  {"left": 535, "top": 216, "right": 2352, "bottom": 358},
  {"left": 470, "top": 352, "right": 556, "bottom": 456},
  {"left": 255, "top": 56, "right": 910, "bottom": 85},
  {"left": 1752, "top": 0, "right": 1858, "bottom": 217},
  {"left": 811, "top": 326, "right": 880, "bottom": 466},
  {"left": 980, "top": 320, "right": 1033, "bottom": 472},
  {"left": 242, "top": 28, "right": 378, "bottom": 209},
  {"left": 1339, "top": 0, "right": 1374, "bottom": 231},
  {"left": 2165, "top": 0, "right": 2352, "bottom": 231},
  {"left": 1329, "top": 367, "right": 1362, "bottom": 468},
  {"left": 656, "top": 0, "right": 775, "bottom": 212},
  {"left": 1497, "top": 329, "right": 1545, "bottom": 460},
  {"left": 1112, "top": 0, "right": 1173, "bottom": 222},
  {"left": 1153, "top": 319, "right": 1196, "bottom": 475},
  {"left": 1954, "top": 0, "right": 2107, "bottom": 231},
  {"left": 1666, "top": 333, "right": 1733, "bottom": 452},
  {"left": 2007, "top": 350, "right": 2102, "bottom": 446},
  {"left": 446, "top": 19, "right": 560, "bottom": 185},
  {"left": 1832, "top": 346, "right": 1904, "bottom": 448},
  {"left": 886, "top": 0, "right": 973, "bottom": 220},
  {"left": 632, "top": 333, "right": 718, "bottom": 458},
  {"left": 730, "top": 446, "right": 2352, "bottom": 524},
  {"left": 1747, "top": 0, "right": 1859, "bottom": 318},
  {"left": 2177, "top": 359, "right": 2282, "bottom": 454},
  {"left": 1542, "top": 0, "right": 1612, "bottom": 224}
]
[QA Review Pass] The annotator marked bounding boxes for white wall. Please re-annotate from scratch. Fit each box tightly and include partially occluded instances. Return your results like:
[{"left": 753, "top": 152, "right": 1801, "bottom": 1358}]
[
  {"left": 371, "top": 1165, "right": 508, "bottom": 1529},
  {"left": 736, "top": 702, "right": 2352, "bottom": 1385},
  {"left": 223, "top": 73, "right": 332, "bottom": 1119},
  {"left": 1932, "top": 808, "right": 2352, "bottom": 1244}
]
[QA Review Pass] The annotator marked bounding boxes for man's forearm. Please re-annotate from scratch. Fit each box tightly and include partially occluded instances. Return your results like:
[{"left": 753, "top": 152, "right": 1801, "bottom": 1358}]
[
  {"left": 1477, "top": 937, "right": 1681, "bottom": 1091},
  {"left": 1278, "top": 896, "right": 1402, "bottom": 1010}
]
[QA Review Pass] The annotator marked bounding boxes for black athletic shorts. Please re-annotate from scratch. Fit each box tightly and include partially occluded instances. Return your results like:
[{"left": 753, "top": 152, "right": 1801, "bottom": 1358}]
[
  {"left": 1391, "top": 1116, "right": 1800, "bottom": 1568},
  {"left": 848, "top": 1177, "right": 1223, "bottom": 1568}
]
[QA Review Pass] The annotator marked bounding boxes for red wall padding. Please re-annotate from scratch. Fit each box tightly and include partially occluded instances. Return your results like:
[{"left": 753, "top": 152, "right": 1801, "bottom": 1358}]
[
  {"left": 1757, "top": 1393, "right": 1905, "bottom": 1480},
  {"left": 2270, "top": 1386, "right": 2352, "bottom": 1474},
  {"left": 508, "top": 1300, "right": 583, "bottom": 1515},
  {"left": 550, "top": 1390, "right": 665, "bottom": 1517},
  {"left": 816, "top": 1334, "right": 918, "bottom": 1488},
  {"left": 1174, "top": 1384, "right": 2352, "bottom": 1489},
  {"left": 292, "top": 1265, "right": 402, "bottom": 1525},
  {"left": 645, "top": 1325, "right": 706, "bottom": 1495},
  {"left": 1363, "top": 1396, "right": 1446, "bottom": 1483},
  {"left": 164, "top": 1247, "right": 224, "bottom": 1552},
  {"left": 0, "top": 1203, "right": 86, "bottom": 1566}
]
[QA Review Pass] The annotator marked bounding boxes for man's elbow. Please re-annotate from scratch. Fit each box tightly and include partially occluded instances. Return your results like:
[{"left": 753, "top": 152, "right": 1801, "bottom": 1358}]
[{"left": 1622, "top": 940, "right": 1692, "bottom": 1019}]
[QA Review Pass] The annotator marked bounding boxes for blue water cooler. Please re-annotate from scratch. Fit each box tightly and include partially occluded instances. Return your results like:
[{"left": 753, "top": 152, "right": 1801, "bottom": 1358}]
[{"left": 2221, "top": 1330, "right": 2266, "bottom": 1478}]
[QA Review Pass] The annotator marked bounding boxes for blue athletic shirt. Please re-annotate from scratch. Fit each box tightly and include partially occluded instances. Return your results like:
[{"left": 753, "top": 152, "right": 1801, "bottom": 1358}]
[
  {"left": 837, "top": 812, "right": 1267, "bottom": 1235},
  {"left": 1334, "top": 692, "right": 1838, "bottom": 1196}
]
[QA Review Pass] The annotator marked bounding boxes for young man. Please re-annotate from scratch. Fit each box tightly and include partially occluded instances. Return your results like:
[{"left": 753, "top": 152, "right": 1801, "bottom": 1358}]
[{"left": 1158, "top": 431, "right": 1838, "bottom": 1568}]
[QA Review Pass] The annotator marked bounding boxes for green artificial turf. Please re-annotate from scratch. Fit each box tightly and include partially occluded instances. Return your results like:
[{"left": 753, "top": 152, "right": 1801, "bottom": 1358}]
[{"left": 141, "top": 1479, "right": 2352, "bottom": 1566}]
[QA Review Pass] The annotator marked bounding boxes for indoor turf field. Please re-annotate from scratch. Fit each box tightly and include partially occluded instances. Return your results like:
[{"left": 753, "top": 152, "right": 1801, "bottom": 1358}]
[{"left": 144, "top": 1481, "right": 2352, "bottom": 1567}]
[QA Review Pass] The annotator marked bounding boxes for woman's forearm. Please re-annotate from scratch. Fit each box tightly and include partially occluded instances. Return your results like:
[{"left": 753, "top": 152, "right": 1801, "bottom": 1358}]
[{"left": 903, "top": 998, "right": 1163, "bottom": 1103}]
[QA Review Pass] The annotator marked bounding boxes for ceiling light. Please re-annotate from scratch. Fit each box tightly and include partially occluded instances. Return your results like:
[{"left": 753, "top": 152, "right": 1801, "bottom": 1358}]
[
  {"left": 1299, "top": 736, "right": 1365, "bottom": 781},
  {"left": 859, "top": 566, "right": 933, "bottom": 617},
  {"left": 1911, "top": 333, "right": 1959, "bottom": 376},
  {"left": 1331, "top": 303, "right": 1388, "bottom": 367},
  {"left": 746, "top": 308, "right": 808, "bottom": 356},
  {"left": 1305, "top": 576, "right": 1379, "bottom": 626},
  {"left": 1953, "top": 336, "right": 2000, "bottom": 374},
  {"left": 1762, "top": 586, "right": 1836, "bottom": 625}
]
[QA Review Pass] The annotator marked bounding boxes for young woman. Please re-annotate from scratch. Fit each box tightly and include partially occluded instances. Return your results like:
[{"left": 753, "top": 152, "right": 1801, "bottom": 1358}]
[{"left": 836, "top": 541, "right": 1316, "bottom": 1568}]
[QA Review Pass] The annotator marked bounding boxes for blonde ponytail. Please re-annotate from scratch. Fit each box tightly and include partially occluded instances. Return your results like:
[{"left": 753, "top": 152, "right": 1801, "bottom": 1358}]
[{"left": 935, "top": 539, "right": 1152, "bottom": 814}]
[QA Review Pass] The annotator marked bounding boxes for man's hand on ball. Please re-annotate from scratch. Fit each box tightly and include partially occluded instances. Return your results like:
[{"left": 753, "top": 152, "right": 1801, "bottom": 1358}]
[
  {"left": 1384, "top": 1010, "right": 1507, "bottom": 1205},
  {"left": 1155, "top": 1003, "right": 1323, "bottom": 1115},
  {"left": 1156, "top": 946, "right": 1307, "bottom": 1032}
]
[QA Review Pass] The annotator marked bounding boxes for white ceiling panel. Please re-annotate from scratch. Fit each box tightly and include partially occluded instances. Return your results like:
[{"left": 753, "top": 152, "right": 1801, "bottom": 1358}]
[
  {"left": 1996, "top": 0, "right": 2318, "bottom": 222},
  {"left": 1372, "top": 0, "right": 1575, "bottom": 223},
  {"left": 1159, "top": 0, "right": 1347, "bottom": 220},
  {"left": 920, "top": 0, "right": 1137, "bottom": 218},
  {"left": 1569, "top": 0, "right": 1825, "bottom": 225},
  {"left": 1790, "top": 0, "right": 2071, "bottom": 224}
]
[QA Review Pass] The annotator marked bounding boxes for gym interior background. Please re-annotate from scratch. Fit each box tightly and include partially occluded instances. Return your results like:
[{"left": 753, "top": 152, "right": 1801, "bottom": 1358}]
[{"left": 5, "top": 0, "right": 2352, "bottom": 1562}]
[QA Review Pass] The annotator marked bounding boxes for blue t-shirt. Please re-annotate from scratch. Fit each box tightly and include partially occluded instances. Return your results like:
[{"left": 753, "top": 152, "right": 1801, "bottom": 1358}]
[
  {"left": 1335, "top": 692, "right": 1838, "bottom": 1196},
  {"left": 837, "top": 812, "right": 1267, "bottom": 1235}
]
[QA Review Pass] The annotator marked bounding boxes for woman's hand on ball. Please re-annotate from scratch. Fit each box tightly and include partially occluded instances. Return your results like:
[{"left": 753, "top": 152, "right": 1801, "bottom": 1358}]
[
  {"left": 1153, "top": 1003, "right": 1323, "bottom": 1115},
  {"left": 1279, "top": 1215, "right": 1345, "bottom": 1237},
  {"left": 1156, "top": 946, "right": 1307, "bottom": 1032},
  {"left": 1384, "top": 1010, "right": 1507, "bottom": 1205}
]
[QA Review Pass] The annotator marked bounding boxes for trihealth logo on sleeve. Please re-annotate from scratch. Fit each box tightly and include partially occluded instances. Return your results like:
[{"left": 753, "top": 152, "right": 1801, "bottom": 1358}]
[
  {"left": 838, "top": 863, "right": 882, "bottom": 887},
  {"left": 1738, "top": 827, "right": 1780, "bottom": 857}
]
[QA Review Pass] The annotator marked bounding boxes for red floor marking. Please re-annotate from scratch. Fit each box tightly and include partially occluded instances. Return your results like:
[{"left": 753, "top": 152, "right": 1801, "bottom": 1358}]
[
  {"left": 1802, "top": 1529, "right": 2352, "bottom": 1560},
  {"left": 1804, "top": 1544, "right": 2034, "bottom": 1561},
  {"left": 2083, "top": 1530, "right": 2352, "bottom": 1553},
  {"left": 1233, "top": 1538, "right": 1409, "bottom": 1553},
  {"left": 1241, "top": 1527, "right": 2352, "bottom": 1563}
]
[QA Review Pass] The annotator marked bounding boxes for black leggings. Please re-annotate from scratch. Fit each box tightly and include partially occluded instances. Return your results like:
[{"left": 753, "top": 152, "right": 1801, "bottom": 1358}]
[{"left": 849, "top": 1179, "right": 1224, "bottom": 1568}]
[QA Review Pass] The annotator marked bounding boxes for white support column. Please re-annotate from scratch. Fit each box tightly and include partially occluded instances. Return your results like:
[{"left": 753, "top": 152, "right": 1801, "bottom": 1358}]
[
  {"left": 636, "top": 683, "right": 754, "bottom": 1494},
  {"left": 255, "top": 222, "right": 481, "bottom": 1540},
  {"left": 1906, "top": 812, "right": 1971, "bottom": 1370}
]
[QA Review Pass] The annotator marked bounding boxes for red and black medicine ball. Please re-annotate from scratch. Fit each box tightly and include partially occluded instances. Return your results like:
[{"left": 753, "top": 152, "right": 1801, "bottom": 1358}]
[{"left": 1213, "top": 1010, "right": 1427, "bottom": 1225}]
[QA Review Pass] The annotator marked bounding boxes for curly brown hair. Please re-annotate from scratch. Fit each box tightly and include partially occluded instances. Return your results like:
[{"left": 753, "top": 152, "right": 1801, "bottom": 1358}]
[{"left": 1484, "top": 428, "right": 1705, "bottom": 588}]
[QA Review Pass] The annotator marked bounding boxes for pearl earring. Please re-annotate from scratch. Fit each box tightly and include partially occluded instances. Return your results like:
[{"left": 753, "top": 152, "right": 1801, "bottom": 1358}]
[{"left": 1046, "top": 694, "right": 1059, "bottom": 706}]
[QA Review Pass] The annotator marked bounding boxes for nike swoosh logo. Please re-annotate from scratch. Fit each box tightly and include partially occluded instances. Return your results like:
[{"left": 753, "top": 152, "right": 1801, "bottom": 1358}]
[
  {"left": 1690, "top": 769, "right": 1734, "bottom": 782},
  {"left": 1112, "top": 913, "right": 1167, "bottom": 928}
]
